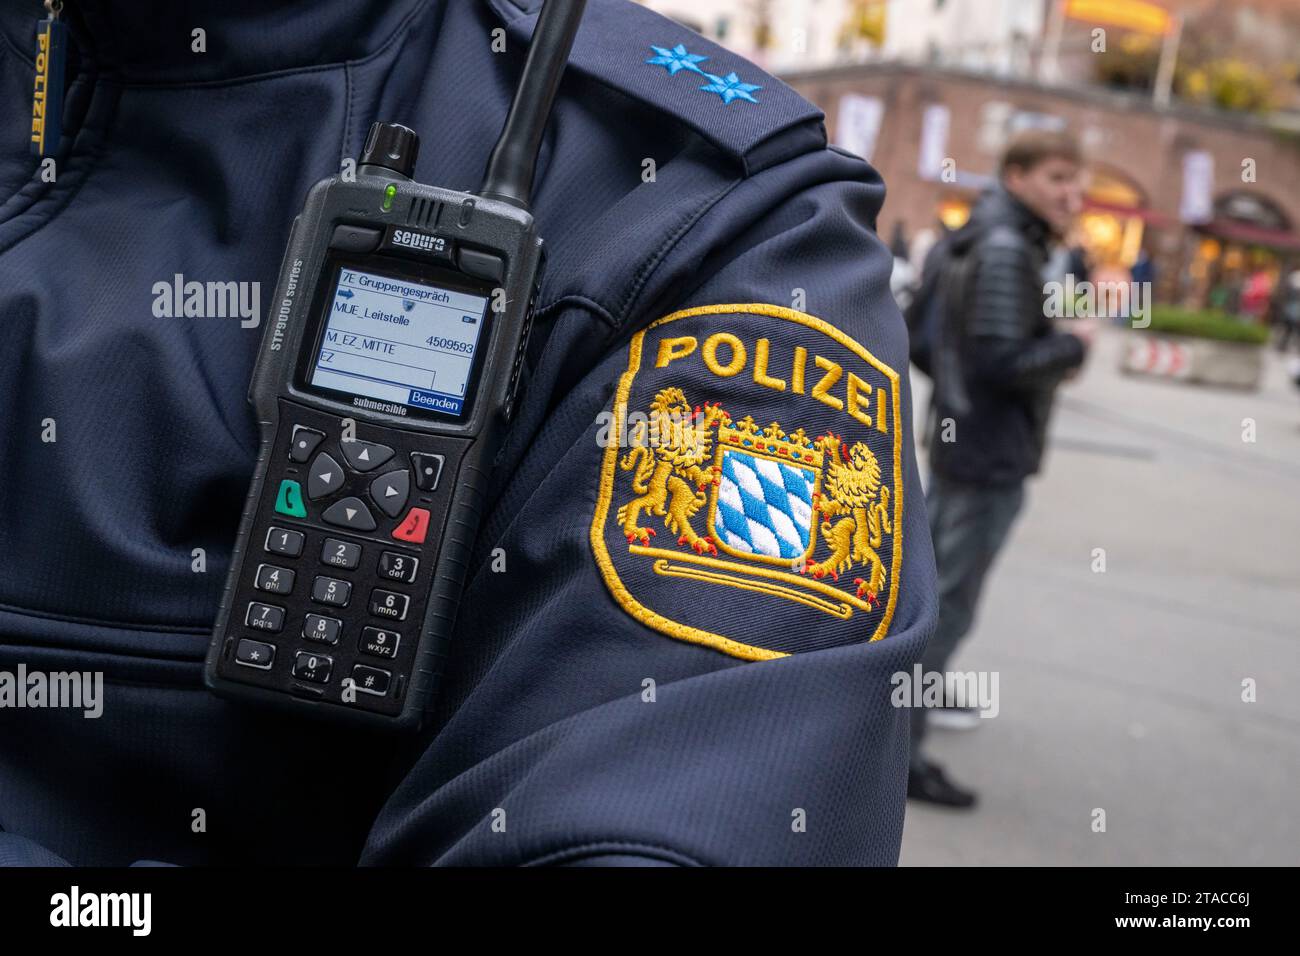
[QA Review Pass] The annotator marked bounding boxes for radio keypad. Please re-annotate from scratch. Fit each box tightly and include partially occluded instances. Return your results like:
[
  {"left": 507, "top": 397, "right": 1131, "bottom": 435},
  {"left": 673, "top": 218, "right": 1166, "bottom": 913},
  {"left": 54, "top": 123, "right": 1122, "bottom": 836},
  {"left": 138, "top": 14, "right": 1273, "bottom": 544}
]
[{"left": 227, "top": 410, "right": 451, "bottom": 714}]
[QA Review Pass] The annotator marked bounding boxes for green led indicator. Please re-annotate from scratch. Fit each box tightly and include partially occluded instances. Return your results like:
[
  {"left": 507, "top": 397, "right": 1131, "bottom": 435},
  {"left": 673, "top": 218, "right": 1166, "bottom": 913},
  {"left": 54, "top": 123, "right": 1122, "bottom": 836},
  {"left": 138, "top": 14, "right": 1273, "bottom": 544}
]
[{"left": 382, "top": 183, "right": 397, "bottom": 211}]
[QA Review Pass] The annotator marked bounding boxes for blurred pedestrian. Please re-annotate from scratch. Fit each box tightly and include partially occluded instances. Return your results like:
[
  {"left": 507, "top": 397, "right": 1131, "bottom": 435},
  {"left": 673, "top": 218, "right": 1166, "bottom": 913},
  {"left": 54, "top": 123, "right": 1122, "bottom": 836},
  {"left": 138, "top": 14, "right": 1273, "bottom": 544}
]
[
  {"left": 889, "top": 221, "right": 918, "bottom": 312},
  {"left": 1131, "top": 247, "right": 1155, "bottom": 289},
  {"left": 1240, "top": 267, "right": 1274, "bottom": 323},
  {"left": 1067, "top": 242, "right": 1091, "bottom": 287},
  {"left": 908, "top": 128, "right": 1095, "bottom": 808},
  {"left": 1275, "top": 267, "right": 1300, "bottom": 352},
  {"left": 1209, "top": 273, "right": 1242, "bottom": 315}
]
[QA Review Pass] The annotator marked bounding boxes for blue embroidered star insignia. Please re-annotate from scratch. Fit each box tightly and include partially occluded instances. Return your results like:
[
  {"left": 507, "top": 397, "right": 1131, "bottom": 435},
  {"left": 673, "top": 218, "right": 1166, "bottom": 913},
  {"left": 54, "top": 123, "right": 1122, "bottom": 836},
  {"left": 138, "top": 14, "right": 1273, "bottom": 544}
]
[
  {"left": 699, "top": 72, "right": 762, "bottom": 105},
  {"left": 645, "top": 44, "right": 708, "bottom": 76}
]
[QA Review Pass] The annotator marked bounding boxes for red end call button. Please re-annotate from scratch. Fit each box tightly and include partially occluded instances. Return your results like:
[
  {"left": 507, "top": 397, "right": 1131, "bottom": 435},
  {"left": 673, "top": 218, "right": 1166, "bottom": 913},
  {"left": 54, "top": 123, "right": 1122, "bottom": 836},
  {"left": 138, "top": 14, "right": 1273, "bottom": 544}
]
[{"left": 392, "top": 507, "right": 431, "bottom": 544}]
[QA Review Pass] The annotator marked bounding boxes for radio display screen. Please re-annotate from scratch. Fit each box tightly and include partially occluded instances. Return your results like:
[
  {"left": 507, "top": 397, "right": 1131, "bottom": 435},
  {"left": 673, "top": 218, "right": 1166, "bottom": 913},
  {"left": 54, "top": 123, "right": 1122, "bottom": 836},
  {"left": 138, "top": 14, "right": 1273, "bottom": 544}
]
[{"left": 307, "top": 265, "right": 489, "bottom": 417}]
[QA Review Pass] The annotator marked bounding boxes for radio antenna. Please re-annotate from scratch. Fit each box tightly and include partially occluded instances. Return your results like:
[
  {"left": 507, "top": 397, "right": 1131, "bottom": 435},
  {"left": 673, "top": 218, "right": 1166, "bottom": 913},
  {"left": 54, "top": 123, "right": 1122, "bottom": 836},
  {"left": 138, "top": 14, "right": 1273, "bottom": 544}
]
[{"left": 479, "top": 0, "right": 586, "bottom": 210}]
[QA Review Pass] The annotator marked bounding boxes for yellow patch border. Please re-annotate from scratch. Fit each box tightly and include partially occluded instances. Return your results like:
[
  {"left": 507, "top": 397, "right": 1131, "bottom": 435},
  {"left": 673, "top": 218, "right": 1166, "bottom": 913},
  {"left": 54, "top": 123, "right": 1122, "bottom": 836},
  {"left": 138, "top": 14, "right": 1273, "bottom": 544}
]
[{"left": 589, "top": 303, "right": 905, "bottom": 662}]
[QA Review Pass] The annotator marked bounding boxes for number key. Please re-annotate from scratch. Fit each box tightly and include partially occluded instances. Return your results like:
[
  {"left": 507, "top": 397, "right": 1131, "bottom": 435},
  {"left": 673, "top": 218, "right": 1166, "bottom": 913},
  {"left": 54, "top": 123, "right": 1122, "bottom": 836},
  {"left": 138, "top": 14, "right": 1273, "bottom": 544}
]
[
  {"left": 360, "top": 626, "right": 400, "bottom": 659},
  {"left": 369, "top": 588, "right": 409, "bottom": 621},
  {"left": 303, "top": 613, "right": 342, "bottom": 646},
  {"left": 293, "top": 651, "right": 333, "bottom": 684},
  {"left": 255, "top": 564, "right": 295, "bottom": 595},
  {"left": 321, "top": 538, "right": 362, "bottom": 570},
  {"left": 377, "top": 551, "right": 418, "bottom": 583},
  {"left": 245, "top": 602, "right": 285, "bottom": 633},
  {"left": 311, "top": 576, "right": 352, "bottom": 607},
  {"left": 265, "top": 526, "right": 304, "bottom": 557}
]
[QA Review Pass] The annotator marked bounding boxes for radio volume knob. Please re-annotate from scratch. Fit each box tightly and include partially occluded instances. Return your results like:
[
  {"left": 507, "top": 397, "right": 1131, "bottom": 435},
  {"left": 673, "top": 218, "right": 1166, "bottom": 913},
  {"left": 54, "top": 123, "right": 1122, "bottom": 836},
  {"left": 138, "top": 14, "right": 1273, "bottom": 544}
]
[{"left": 359, "top": 122, "right": 419, "bottom": 180}]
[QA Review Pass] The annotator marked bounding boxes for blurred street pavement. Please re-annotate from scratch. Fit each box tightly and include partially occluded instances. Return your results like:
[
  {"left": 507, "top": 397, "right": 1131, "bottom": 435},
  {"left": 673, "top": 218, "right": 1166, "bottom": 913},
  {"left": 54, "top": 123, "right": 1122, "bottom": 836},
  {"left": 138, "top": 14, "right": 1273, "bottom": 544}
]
[{"left": 902, "top": 325, "right": 1300, "bottom": 865}]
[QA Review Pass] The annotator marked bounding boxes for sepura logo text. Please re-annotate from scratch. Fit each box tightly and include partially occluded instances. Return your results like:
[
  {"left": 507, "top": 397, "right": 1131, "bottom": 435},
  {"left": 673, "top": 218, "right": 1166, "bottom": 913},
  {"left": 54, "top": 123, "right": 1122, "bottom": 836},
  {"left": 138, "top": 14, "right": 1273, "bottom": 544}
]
[{"left": 391, "top": 230, "right": 445, "bottom": 254}]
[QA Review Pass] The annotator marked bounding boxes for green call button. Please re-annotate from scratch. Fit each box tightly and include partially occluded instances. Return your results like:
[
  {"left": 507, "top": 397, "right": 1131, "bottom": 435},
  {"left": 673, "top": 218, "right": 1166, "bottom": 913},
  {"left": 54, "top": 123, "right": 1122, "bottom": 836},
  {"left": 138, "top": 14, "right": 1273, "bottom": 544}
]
[{"left": 274, "top": 479, "right": 307, "bottom": 518}]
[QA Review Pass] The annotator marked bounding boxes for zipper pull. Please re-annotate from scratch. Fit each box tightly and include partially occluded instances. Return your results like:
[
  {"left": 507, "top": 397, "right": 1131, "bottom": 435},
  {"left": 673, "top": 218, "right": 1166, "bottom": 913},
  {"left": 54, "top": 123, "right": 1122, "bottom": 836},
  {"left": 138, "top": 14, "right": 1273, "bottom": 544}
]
[{"left": 31, "top": 0, "right": 69, "bottom": 157}]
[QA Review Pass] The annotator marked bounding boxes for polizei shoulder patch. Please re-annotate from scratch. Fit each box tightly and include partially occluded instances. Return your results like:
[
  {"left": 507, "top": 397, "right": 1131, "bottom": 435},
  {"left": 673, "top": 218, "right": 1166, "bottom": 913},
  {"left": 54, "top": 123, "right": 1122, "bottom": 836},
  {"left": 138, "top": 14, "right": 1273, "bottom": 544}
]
[{"left": 591, "top": 304, "right": 904, "bottom": 661}]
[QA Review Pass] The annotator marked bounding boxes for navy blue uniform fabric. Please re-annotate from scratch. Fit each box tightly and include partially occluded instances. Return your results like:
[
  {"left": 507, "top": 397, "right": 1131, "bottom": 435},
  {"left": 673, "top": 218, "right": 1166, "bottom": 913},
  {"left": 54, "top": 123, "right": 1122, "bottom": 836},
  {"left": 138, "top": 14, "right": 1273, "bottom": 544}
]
[{"left": 0, "top": 0, "right": 934, "bottom": 866}]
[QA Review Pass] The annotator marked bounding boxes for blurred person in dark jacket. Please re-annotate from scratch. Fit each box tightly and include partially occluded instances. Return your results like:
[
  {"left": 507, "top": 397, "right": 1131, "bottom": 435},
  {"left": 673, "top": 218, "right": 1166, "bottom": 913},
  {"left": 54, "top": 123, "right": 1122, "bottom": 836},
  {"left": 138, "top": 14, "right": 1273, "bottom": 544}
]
[
  {"left": 1275, "top": 267, "right": 1300, "bottom": 352},
  {"left": 909, "top": 129, "right": 1095, "bottom": 808}
]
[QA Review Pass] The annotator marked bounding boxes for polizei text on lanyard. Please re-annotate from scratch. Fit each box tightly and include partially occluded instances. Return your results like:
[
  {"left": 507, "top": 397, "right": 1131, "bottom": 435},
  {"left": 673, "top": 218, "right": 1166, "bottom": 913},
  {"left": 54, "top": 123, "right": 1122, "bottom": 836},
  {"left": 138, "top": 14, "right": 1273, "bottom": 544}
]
[{"left": 31, "top": 2, "right": 68, "bottom": 157}]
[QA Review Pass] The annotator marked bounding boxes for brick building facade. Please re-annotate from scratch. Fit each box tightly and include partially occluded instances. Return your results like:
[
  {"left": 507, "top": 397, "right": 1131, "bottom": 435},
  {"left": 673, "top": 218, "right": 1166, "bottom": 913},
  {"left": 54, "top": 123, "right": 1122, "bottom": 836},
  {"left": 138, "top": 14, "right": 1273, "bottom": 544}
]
[{"left": 786, "top": 62, "right": 1300, "bottom": 310}]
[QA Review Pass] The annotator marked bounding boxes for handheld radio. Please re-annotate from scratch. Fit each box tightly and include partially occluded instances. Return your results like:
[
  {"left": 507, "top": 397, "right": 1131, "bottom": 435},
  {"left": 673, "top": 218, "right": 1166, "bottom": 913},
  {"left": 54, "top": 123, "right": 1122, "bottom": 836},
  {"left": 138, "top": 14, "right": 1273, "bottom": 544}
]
[{"left": 205, "top": 0, "right": 587, "bottom": 729}]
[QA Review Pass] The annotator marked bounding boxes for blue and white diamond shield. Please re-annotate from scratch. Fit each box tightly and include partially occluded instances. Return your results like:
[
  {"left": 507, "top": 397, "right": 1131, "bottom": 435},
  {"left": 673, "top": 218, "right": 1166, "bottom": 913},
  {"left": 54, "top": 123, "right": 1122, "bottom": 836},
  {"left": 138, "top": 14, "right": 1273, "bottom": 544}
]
[{"left": 710, "top": 448, "right": 816, "bottom": 561}]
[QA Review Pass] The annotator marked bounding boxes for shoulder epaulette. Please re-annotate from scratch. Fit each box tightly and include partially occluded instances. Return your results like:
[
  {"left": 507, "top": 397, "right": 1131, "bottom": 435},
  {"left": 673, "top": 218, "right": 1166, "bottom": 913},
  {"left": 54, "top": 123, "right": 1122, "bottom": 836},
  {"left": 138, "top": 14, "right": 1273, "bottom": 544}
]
[{"left": 488, "top": 0, "right": 827, "bottom": 175}]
